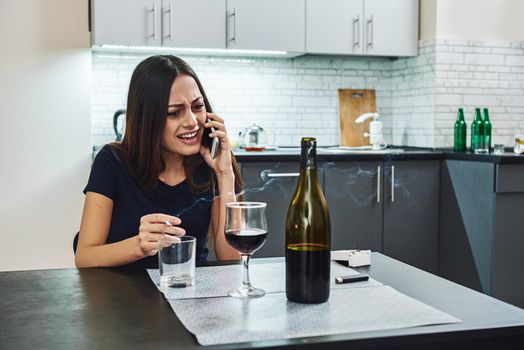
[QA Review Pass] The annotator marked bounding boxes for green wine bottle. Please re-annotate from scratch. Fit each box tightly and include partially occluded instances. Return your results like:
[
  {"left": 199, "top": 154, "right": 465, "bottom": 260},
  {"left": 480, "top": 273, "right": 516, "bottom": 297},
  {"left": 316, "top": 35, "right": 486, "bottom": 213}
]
[
  {"left": 482, "top": 108, "right": 492, "bottom": 152},
  {"left": 471, "top": 108, "right": 483, "bottom": 153},
  {"left": 454, "top": 108, "right": 467, "bottom": 152},
  {"left": 285, "top": 137, "right": 331, "bottom": 304}
]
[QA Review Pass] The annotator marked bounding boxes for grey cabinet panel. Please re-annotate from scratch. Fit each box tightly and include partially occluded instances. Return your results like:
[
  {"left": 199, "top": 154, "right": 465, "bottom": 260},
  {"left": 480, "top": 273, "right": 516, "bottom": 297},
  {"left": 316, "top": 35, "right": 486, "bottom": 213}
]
[
  {"left": 92, "top": 0, "right": 162, "bottom": 46},
  {"left": 496, "top": 164, "right": 524, "bottom": 193},
  {"left": 492, "top": 193, "right": 524, "bottom": 307},
  {"left": 323, "top": 161, "right": 382, "bottom": 252},
  {"left": 383, "top": 161, "right": 439, "bottom": 273},
  {"left": 163, "top": 0, "right": 226, "bottom": 49},
  {"left": 439, "top": 160, "right": 494, "bottom": 293},
  {"left": 240, "top": 162, "right": 324, "bottom": 258}
]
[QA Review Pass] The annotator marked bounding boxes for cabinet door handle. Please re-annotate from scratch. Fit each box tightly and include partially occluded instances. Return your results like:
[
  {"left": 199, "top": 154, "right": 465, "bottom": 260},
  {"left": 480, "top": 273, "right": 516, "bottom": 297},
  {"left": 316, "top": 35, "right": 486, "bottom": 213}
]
[
  {"left": 377, "top": 166, "right": 381, "bottom": 203},
  {"left": 228, "top": 8, "right": 237, "bottom": 42},
  {"left": 149, "top": 2, "right": 158, "bottom": 40},
  {"left": 391, "top": 165, "right": 395, "bottom": 202},
  {"left": 267, "top": 173, "right": 300, "bottom": 178},
  {"left": 167, "top": 3, "right": 173, "bottom": 40},
  {"left": 353, "top": 15, "right": 360, "bottom": 47},
  {"left": 367, "top": 15, "right": 373, "bottom": 48}
]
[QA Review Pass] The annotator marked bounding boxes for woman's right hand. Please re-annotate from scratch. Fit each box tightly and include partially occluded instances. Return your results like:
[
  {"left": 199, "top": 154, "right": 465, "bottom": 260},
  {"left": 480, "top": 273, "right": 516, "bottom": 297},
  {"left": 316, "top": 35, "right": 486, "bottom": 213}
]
[{"left": 138, "top": 214, "right": 185, "bottom": 256}]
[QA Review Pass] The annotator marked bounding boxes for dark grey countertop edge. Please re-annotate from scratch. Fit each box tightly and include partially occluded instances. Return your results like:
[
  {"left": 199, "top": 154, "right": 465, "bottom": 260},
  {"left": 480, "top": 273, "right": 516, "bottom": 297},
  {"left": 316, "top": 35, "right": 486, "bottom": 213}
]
[{"left": 233, "top": 148, "right": 524, "bottom": 164}]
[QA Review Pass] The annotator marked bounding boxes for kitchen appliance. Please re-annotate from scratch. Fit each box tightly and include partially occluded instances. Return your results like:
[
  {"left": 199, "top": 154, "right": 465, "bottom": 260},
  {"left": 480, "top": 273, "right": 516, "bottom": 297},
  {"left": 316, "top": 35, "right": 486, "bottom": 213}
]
[
  {"left": 113, "top": 109, "right": 126, "bottom": 141},
  {"left": 355, "top": 112, "right": 388, "bottom": 150},
  {"left": 338, "top": 89, "right": 376, "bottom": 147},
  {"left": 241, "top": 122, "right": 268, "bottom": 151}
]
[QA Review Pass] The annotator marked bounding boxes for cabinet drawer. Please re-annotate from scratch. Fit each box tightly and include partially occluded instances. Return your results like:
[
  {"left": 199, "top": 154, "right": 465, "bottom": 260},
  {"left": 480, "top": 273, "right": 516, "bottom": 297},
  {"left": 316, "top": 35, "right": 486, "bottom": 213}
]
[{"left": 496, "top": 164, "right": 524, "bottom": 193}]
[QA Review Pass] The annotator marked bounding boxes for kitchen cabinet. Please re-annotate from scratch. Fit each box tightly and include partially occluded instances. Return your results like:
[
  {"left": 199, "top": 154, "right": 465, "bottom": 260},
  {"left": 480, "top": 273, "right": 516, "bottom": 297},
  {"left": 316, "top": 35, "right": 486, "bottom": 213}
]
[
  {"left": 240, "top": 161, "right": 323, "bottom": 258},
  {"left": 323, "top": 160, "right": 439, "bottom": 273},
  {"left": 323, "top": 161, "right": 382, "bottom": 252},
  {"left": 382, "top": 161, "right": 439, "bottom": 273},
  {"left": 91, "top": 0, "right": 226, "bottom": 49},
  {"left": 306, "top": 0, "right": 419, "bottom": 57},
  {"left": 226, "top": 0, "right": 306, "bottom": 52},
  {"left": 440, "top": 160, "right": 524, "bottom": 308}
]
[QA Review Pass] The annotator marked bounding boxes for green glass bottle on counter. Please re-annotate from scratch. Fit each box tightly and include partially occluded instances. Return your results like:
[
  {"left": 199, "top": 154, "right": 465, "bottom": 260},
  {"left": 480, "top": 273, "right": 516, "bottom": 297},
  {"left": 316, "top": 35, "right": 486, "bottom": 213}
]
[
  {"left": 285, "top": 137, "right": 331, "bottom": 304},
  {"left": 454, "top": 108, "right": 467, "bottom": 152},
  {"left": 471, "top": 108, "right": 484, "bottom": 153},
  {"left": 482, "top": 108, "right": 492, "bottom": 152}
]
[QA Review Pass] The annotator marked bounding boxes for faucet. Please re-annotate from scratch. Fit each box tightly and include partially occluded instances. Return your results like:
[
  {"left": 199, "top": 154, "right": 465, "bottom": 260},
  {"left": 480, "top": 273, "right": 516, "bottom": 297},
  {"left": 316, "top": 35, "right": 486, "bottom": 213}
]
[{"left": 355, "top": 112, "right": 388, "bottom": 150}]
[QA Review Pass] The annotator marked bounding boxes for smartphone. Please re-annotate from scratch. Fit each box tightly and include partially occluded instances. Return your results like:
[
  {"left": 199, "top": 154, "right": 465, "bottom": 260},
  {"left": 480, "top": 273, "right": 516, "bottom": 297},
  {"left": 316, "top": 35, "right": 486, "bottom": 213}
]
[{"left": 202, "top": 118, "right": 219, "bottom": 159}]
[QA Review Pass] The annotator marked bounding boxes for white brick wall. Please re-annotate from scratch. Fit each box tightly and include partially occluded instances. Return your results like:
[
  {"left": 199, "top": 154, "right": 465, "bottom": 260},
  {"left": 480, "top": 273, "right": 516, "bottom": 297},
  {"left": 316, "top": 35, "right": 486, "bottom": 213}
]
[
  {"left": 91, "top": 52, "right": 393, "bottom": 146},
  {"left": 92, "top": 38, "right": 524, "bottom": 148},
  {"left": 432, "top": 39, "right": 524, "bottom": 147}
]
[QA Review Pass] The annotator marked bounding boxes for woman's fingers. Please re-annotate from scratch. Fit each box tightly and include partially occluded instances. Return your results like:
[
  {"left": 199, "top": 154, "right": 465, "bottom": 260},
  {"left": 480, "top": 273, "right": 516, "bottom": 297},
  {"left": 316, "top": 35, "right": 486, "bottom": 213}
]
[
  {"left": 141, "top": 213, "right": 181, "bottom": 226},
  {"left": 142, "top": 222, "right": 186, "bottom": 236},
  {"left": 138, "top": 213, "right": 186, "bottom": 256},
  {"left": 205, "top": 120, "right": 225, "bottom": 132},
  {"left": 206, "top": 112, "right": 224, "bottom": 124}
]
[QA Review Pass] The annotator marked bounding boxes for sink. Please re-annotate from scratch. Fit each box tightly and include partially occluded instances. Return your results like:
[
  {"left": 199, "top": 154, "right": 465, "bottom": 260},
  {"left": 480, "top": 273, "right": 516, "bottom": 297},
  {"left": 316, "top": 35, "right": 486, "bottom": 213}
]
[
  {"left": 319, "top": 147, "right": 405, "bottom": 154},
  {"left": 274, "top": 146, "right": 405, "bottom": 154}
]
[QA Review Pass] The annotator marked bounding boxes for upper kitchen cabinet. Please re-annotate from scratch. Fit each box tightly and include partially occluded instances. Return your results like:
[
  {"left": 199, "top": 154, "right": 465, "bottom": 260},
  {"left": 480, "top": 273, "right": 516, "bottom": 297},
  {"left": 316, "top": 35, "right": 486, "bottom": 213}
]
[
  {"left": 226, "top": 0, "right": 306, "bottom": 52},
  {"left": 163, "top": 0, "right": 226, "bottom": 49},
  {"left": 306, "top": 0, "right": 419, "bottom": 57},
  {"left": 92, "top": 0, "right": 162, "bottom": 46},
  {"left": 91, "top": 0, "right": 226, "bottom": 49}
]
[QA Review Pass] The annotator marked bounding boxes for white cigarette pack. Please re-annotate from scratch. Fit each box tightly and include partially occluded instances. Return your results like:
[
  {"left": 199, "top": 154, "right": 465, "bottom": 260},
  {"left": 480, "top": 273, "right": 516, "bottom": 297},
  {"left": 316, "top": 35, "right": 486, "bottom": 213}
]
[{"left": 331, "top": 250, "right": 371, "bottom": 267}]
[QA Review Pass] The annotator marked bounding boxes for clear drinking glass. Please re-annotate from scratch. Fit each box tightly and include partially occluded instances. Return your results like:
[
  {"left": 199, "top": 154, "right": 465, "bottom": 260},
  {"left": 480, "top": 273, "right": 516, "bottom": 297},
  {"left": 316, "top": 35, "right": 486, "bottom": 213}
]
[
  {"left": 158, "top": 235, "right": 196, "bottom": 288},
  {"left": 225, "top": 202, "right": 268, "bottom": 298}
]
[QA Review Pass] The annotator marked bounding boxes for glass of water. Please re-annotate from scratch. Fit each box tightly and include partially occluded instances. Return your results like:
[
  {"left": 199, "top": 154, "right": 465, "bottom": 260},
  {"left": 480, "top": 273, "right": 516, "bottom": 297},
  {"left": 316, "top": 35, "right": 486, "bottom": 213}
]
[{"left": 158, "top": 235, "right": 196, "bottom": 288}]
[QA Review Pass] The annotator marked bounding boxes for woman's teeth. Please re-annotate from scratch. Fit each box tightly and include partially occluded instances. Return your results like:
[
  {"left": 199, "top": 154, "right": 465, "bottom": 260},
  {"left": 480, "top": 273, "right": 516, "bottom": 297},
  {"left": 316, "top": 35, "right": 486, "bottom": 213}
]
[{"left": 178, "top": 132, "right": 197, "bottom": 140}]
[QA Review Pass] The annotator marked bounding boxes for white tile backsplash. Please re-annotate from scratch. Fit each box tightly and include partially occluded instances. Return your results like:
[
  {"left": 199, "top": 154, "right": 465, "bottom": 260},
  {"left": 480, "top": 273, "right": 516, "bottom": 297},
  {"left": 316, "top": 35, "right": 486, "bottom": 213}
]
[{"left": 92, "top": 38, "right": 524, "bottom": 148}]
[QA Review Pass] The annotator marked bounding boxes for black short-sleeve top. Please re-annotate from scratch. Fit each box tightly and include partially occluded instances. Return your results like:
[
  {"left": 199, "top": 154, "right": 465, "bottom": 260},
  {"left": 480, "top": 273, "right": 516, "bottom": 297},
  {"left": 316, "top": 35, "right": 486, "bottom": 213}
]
[{"left": 83, "top": 145, "right": 214, "bottom": 269}]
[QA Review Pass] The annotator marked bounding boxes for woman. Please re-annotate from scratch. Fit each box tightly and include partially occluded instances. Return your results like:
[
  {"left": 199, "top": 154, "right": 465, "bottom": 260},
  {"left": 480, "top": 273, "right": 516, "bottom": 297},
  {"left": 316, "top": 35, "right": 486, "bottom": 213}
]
[{"left": 75, "top": 55, "right": 241, "bottom": 269}]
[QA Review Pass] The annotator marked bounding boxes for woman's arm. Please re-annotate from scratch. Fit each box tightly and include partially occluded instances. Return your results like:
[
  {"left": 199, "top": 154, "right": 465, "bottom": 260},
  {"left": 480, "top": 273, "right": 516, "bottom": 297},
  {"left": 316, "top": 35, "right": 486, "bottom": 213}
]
[
  {"left": 75, "top": 192, "right": 185, "bottom": 267},
  {"left": 75, "top": 192, "right": 145, "bottom": 267},
  {"left": 211, "top": 174, "right": 241, "bottom": 260},
  {"left": 200, "top": 112, "right": 240, "bottom": 260}
]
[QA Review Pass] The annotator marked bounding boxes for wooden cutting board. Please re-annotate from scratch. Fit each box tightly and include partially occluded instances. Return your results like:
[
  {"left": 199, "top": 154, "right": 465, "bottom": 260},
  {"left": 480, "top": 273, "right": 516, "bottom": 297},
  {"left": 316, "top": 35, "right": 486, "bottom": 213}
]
[{"left": 338, "top": 89, "right": 376, "bottom": 147}]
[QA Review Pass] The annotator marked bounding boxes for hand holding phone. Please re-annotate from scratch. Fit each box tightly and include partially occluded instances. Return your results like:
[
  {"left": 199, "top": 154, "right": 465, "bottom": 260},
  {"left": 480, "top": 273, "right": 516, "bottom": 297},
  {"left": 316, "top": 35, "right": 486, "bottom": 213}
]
[{"left": 203, "top": 118, "right": 219, "bottom": 159}]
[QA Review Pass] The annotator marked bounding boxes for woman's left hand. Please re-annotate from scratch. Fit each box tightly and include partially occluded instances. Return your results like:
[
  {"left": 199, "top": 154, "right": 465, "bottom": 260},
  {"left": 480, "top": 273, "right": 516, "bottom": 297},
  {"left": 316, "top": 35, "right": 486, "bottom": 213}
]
[{"left": 200, "top": 112, "right": 234, "bottom": 177}]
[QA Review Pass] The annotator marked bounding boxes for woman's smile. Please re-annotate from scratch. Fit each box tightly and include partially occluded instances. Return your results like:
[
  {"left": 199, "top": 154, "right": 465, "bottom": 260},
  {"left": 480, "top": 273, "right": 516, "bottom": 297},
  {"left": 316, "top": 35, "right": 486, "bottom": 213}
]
[{"left": 176, "top": 128, "right": 201, "bottom": 145}]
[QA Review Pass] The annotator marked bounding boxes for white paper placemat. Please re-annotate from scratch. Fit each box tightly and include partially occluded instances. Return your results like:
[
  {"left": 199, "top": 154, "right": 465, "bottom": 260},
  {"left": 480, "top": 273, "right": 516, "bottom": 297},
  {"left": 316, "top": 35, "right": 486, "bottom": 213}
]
[
  {"left": 148, "top": 261, "right": 382, "bottom": 300},
  {"left": 169, "top": 286, "right": 461, "bottom": 346}
]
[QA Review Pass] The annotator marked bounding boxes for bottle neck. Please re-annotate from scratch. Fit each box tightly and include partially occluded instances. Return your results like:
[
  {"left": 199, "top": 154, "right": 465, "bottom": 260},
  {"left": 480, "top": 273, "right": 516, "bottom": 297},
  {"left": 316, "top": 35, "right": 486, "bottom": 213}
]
[
  {"left": 474, "top": 110, "right": 482, "bottom": 122},
  {"left": 457, "top": 109, "right": 465, "bottom": 121},
  {"left": 300, "top": 143, "right": 317, "bottom": 170}
]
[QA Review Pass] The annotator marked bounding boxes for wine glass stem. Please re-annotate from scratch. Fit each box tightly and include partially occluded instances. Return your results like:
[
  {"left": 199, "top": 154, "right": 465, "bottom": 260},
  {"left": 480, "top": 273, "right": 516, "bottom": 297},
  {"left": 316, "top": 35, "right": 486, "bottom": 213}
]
[{"left": 241, "top": 254, "right": 252, "bottom": 289}]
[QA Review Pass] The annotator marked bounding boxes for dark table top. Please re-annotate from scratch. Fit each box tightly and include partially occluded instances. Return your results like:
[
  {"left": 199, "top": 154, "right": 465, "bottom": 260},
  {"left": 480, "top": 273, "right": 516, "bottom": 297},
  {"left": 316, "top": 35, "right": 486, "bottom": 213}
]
[{"left": 1, "top": 253, "right": 524, "bottom": 349}]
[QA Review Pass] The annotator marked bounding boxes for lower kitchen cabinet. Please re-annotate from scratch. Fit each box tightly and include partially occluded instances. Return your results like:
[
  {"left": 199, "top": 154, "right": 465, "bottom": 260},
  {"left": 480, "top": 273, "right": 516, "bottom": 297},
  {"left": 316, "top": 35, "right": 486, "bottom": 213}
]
[
  {"left": 323, "top": 160, "right": 440, "bottom": 273},
  {"left": 323, "top": 161, "right": 383, "bottom": 252},
  {"left": 440, "top": 160, "right": 524, "bottom": 308},
  {"left": 240, "top": 161, "right": 324, "bottom": 258},
  {"left": 382, "top": 161, "right": 440, "bottom": 274}
]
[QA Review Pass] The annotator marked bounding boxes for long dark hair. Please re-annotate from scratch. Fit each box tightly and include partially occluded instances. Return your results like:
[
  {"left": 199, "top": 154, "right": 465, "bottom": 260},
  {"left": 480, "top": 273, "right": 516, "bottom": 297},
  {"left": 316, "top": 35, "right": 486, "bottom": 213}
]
[{"left": 114, "top": 55, "right": 242, "bottom": 194}]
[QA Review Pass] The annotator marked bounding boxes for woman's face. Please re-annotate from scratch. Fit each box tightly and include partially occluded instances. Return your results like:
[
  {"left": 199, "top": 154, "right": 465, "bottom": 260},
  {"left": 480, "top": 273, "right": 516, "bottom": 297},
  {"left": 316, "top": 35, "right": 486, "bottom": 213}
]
[{"left": 160, "top": 74, "right": 207, "bottom": 158}]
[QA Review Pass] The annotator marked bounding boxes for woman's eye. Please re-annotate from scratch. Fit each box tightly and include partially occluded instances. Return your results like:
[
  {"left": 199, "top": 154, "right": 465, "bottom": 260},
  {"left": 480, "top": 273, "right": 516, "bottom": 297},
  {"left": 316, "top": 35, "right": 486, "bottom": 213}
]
[
  {"left": 167, "top": 111, "right": 180, "bottom": 117},
  {"left": 192, "top": 104, "right": 205, "bottom": 111}
]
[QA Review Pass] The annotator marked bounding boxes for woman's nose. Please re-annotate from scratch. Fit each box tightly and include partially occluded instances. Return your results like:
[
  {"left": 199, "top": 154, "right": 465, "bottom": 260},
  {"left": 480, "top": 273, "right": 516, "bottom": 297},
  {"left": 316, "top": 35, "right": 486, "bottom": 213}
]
[{"left": 182, "top": 110, "right": 198, "bottom": 127}]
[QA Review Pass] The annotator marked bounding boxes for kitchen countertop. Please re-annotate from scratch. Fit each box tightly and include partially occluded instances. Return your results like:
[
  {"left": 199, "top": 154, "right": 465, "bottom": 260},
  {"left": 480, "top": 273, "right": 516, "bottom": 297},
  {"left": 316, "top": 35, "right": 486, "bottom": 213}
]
[
  {"left": 233, "top": 146, "right": 524, "bottom": 164},
  {"left": 91, "top": 145, "right": 524, "bottom": 164}
]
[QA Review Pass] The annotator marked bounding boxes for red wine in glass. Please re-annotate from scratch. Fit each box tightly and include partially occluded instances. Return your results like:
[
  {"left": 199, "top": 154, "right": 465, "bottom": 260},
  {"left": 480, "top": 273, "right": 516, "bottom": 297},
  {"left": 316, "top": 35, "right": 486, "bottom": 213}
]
[{"left": 225, "top": 229, "right": 267, "bottom": 254}]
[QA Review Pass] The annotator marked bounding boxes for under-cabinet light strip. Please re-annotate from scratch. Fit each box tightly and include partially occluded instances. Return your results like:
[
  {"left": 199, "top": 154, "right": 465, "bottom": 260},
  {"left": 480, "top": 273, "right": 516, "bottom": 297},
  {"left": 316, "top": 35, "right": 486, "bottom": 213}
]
[{"left": 94, "top": 44, "right": 288, "bottom": 56}]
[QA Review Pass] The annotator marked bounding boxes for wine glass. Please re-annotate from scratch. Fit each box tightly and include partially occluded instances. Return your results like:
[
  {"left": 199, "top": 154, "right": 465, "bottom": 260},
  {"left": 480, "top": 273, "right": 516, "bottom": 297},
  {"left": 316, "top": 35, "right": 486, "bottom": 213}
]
[{"left": 225, "top": 202, "right": 268, "bottom": 298}]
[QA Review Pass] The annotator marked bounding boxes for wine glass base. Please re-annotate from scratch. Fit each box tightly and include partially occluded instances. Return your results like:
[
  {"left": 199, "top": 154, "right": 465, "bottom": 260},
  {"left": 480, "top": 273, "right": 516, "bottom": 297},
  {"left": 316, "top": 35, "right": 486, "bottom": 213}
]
[{"left": 228, "top": 285, "right": 265, "bottom": 298}]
